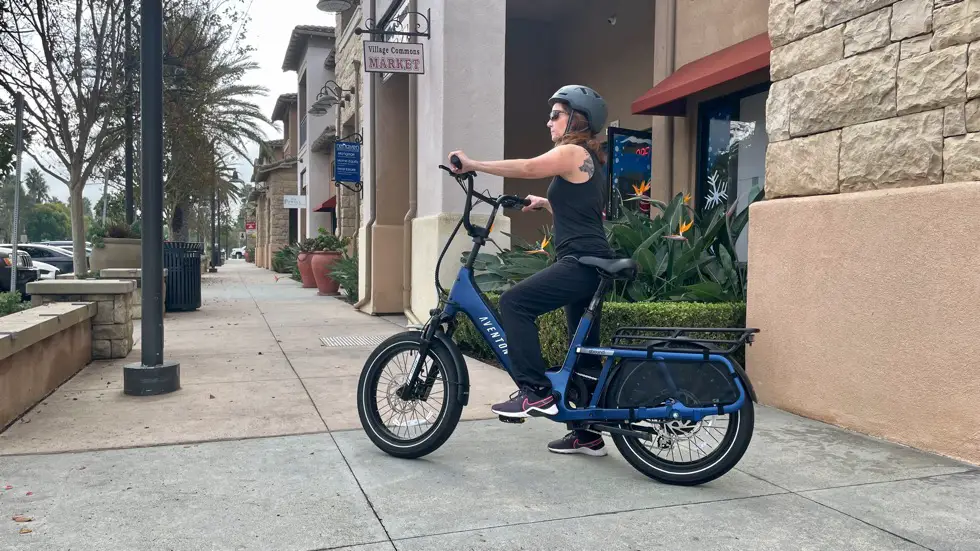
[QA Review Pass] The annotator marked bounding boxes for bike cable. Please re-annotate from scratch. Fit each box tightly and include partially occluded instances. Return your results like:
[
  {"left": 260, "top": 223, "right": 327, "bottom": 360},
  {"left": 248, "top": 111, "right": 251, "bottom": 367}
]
[{"left": 434, "top": 214, "right": 465, "bottom": 298}]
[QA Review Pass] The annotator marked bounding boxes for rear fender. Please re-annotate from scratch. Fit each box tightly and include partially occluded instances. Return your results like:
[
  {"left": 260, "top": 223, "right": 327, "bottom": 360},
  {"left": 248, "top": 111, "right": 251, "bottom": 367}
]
[{"left": 730, "top": 359, "right": 757, "bottom": 403}]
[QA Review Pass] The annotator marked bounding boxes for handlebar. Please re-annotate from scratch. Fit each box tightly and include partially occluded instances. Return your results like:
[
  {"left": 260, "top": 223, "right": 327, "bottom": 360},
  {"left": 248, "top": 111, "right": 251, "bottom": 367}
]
[{"left": 439, "top": 157, "right": 531, "bottom": 239}]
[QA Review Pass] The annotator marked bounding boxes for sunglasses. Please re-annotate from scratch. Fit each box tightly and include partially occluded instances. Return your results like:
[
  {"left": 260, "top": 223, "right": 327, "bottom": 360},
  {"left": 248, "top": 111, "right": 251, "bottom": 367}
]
[{"left": 549, "top": 109, "right": 568, "bottom": 121}]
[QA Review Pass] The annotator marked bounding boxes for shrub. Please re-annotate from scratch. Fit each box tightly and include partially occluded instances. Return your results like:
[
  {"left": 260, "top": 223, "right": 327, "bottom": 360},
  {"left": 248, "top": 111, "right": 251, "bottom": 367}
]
[
  {"left": 245, "top": 246, "right": 255, "bottom": 262},
  {"left": 463, "top": 189, "right": 763, "bottom": 303},
  {"left": 89, "top": 220, "right": 142, "bottom": 248},
  {"left": 452, "top": 293, "right": 747, "bottom": 367},
  {"left": 297, "top": 238, "right": 318, "bottom": 254},
  {"left": 271, "top": 246, "right": 297, "bottom": 274},
  {"left": 313, "top": 227, "right": 350, "bottom": 252},
  {"left": 330, "top": 252, "right": 358, "bottom": 303},
  {"left": 0, "top": 291, "right": 30, "bottom": 317}
]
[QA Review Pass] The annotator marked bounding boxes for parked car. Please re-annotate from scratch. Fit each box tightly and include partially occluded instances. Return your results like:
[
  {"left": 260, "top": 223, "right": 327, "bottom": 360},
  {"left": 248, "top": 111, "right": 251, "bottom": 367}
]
[
  {"left": 0, "top": 248, "right": 40, "bottom": 298},
  {"left": 230, "top": 247, "right": 245, "bottom": 259},
  {"left": 33, "top": 260, "right": 59, "bottom": 280},
  {"left": 2, "top": 243, "right": 81, "bottom": 274},
  {"left": 43, "top": 240, "right": 91, "bottom": 248}
]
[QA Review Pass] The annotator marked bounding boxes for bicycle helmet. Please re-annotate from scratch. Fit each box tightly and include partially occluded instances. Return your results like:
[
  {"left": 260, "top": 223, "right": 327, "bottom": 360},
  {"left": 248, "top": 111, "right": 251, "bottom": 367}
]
[{"left": 548, "top": 85, "right": 608, "bottom": 135}]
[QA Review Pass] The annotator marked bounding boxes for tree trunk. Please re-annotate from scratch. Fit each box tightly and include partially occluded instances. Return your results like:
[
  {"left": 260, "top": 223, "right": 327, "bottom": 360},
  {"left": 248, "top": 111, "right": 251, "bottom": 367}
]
[
  {"left": 69, "top": 184, "right": 87, "bottom": 276},
  {"left": 171, "top": 201, "right": 189, "bottom": 242}
]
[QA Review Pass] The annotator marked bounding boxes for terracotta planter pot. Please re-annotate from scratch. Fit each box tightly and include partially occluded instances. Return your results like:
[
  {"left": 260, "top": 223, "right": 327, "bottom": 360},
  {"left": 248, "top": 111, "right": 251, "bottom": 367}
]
[
  {"left": 296, "top": 253, "right": 316, "bottom": 288},
  {"left": 310, "top": 251, "right": 342, "bottom": 296}
]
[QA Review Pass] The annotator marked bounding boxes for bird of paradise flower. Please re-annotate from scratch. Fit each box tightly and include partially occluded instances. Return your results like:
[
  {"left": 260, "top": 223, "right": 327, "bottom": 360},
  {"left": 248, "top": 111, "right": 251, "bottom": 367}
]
[
  {"left": 665, "top": 214, "right": 694, "bottom": 241},
  {"left": 528, "top": 236, "right": 550, "bottom": 254},
  {"left": 631, "top": 180, "right": 651, "bottom": 197}
]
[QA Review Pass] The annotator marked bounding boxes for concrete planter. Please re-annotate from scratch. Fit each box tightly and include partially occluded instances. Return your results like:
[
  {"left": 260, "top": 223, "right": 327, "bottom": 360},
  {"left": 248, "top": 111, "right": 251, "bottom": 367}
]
[
  {"left": 310, "top": 251, "right": 342, "bottom": 296},
  {"left": 0, "top": 302, "right": 97, "bottom": 430},
  {"left": 90, "top": 238, "right": 141, "bottom": 272},
  {"left": 27, "top": 279, "right": 136, "bottom": 360},
  {"left": 99, "top": 269, "right": 168, "bottom": 319}
]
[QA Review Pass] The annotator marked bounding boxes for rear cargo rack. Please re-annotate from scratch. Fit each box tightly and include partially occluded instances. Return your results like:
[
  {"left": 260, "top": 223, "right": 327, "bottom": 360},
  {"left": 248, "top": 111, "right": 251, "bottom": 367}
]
[{"left": 611, "top": 327, "right": 760, "bottom": 358}]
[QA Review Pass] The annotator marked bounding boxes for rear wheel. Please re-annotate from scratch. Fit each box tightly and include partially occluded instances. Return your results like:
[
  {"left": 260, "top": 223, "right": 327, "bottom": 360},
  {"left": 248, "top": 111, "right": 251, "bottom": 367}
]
[
  {"left": 356, "top": 332, "right": 463, "bottom": 459},
  {"left": 602, "top": 358, "right": 754, "bottom": 486}
]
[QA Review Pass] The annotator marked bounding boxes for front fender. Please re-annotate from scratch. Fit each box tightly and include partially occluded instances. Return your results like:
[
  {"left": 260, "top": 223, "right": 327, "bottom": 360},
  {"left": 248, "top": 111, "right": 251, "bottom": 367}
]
[{"left": 409, "top": 327, "right": 471, "bottom": 406}]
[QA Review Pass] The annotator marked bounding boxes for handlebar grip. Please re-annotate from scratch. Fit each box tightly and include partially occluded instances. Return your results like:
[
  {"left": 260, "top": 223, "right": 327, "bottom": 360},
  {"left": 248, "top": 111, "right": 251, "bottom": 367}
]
[
  {"left": 521, "top": 197, "right": 531, "bottom": 206},
  {"left": 450, "top": 154, "right": 463, "bottom": 171}
]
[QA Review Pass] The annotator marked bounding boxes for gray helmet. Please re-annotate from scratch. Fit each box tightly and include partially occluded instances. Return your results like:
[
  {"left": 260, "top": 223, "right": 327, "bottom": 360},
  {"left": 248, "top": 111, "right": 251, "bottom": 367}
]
[{"left": 549, "top": 85, "right": 608, "bottom": 135}]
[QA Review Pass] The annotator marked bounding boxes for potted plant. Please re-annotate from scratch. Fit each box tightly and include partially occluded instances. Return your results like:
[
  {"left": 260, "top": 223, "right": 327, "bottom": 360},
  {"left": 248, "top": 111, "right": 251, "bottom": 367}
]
[
  {"left": 309, "top": 228, "right": 350, "bottom": 296},
  {"left": 295, "top": 238, "right": 318, "bottom": 288},
  {"left": 89, "top": 220, "right": 142, "bottom": 271}
]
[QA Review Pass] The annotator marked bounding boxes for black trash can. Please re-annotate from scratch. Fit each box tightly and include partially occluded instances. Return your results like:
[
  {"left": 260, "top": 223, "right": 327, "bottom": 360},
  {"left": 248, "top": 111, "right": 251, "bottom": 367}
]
[{"left": 164, "top": 241, "right": 203, "bottom": 311}]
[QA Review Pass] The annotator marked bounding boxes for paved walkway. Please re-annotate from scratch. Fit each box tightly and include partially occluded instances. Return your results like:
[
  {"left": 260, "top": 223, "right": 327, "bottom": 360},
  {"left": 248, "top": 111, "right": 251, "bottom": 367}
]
[{"left": 1, "top": 261, "right": 977, "bottom": 550}]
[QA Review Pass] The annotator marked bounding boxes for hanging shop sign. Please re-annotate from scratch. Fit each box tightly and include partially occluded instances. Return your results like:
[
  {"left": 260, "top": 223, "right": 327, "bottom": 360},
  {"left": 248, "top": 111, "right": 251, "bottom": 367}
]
[
  {"left": 606, "top": 127, "right": 653, "bottom": 220},
  {"left": 283, "top": 195, "right": 307, "bottom": 209},
  {"left": 363, "top": 41, "right": 424, "bottom": 74},
  {"left": 245, "top": 221, "right": 257, "bottom": 236},
  {"left": 334, "top": 140, "right": 362, "bottom": 183}
]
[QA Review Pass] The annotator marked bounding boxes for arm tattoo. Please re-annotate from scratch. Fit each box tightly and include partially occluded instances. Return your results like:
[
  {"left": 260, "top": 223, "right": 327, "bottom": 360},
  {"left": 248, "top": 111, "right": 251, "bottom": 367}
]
[{"left": 578, "top": 154, "right": 594, "bottom": 177}]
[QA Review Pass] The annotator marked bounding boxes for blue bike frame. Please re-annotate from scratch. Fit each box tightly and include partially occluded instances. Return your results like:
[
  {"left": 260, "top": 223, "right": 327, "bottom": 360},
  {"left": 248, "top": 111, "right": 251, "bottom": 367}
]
[
  {"left": 442, "top": 266, "right": 750, "bottom": 424},
  {"left": 408, "top": 159, "right": 752, "bottom": 426}
]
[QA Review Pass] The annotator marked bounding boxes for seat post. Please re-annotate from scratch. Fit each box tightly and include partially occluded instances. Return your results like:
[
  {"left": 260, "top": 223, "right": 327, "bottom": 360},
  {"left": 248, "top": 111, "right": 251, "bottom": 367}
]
[{"left": 586, "top": 277, "right": 611, "bottom": 317}]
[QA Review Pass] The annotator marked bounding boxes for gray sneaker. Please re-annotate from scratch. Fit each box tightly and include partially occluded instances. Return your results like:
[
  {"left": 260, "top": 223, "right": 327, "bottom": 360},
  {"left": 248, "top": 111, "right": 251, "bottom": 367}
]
[{"left": 547, "top": 430, "right": 607, "bottom": 457}]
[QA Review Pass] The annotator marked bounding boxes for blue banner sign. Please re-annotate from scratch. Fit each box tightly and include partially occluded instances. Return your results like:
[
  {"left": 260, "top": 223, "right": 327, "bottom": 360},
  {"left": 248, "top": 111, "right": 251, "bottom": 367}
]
[{"left": 334, "top": 141, "right": 361, "bottom": 183}]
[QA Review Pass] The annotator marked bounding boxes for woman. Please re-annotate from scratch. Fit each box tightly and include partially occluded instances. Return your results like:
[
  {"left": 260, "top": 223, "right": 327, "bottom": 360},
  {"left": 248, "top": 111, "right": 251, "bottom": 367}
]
[{"left": 448, "top": 84, "right": 615, "bottom": 458}]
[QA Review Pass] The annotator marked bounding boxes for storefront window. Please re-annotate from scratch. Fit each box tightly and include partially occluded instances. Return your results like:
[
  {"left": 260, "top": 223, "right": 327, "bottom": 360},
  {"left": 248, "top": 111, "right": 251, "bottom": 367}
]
[
  {"left": 606, "top": 127, "right": 653, "bottom": 220},
  {"left": 695, "top": 83, "right": 769, "bottom": 262}
]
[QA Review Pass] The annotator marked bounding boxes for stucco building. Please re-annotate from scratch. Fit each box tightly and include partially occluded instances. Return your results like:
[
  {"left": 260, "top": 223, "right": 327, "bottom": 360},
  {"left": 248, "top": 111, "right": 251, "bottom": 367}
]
[
  {"left": 304, "top": 0, "right": 979, "bottom": 465},
  {"left": 249, "top": 93, "right": 300, "bottom": 269},
  {"left": 745, "top": 0, "right": 980, "bottom": 466},
  {"left": 282, "top": 25, "right": 342, "bottom": 240}
]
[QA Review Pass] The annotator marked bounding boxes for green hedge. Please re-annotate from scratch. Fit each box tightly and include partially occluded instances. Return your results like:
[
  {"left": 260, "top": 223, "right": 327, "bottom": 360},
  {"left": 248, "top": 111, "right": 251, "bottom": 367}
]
[
  {"left": 0, "top": 292, "right": 30, "bottom": 318},
  {"left": 452, "top": 293, "right": 747, "bottom": 367}
]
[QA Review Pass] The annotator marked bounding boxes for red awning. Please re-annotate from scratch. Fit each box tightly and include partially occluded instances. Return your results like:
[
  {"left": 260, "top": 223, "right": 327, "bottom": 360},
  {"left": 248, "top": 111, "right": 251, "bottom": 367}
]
[
  {"left": 631, "top": 33, "right": 772, "bottom": 116},
  {"left": 315, "top": 196, "right": 336, "bottom": 212}
]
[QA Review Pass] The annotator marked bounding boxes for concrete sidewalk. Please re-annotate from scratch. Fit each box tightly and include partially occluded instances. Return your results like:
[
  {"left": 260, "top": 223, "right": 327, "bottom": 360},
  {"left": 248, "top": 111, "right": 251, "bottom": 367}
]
[{"left": 1, "top": 261, "right": 977, "bottom": 550}]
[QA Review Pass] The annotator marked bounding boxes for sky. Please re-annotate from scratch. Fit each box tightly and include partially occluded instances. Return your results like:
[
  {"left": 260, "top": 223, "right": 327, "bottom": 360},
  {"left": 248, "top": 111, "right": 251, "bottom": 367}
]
[{"left": 28, "top": 1, "right": 336, "bottom": 206}]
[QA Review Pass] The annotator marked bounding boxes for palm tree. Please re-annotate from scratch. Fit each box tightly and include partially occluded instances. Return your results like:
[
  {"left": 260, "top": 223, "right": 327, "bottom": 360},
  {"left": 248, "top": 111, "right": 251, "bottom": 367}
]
[
  {"left": 161, "top": 3, "right": 269, "bottom": 241},
  {"left": 24, "top": 168, "right": 50, "bottom": 204}
]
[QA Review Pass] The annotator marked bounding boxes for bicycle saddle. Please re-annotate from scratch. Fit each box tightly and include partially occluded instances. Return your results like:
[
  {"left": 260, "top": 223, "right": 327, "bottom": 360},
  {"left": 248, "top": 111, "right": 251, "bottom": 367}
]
[{"left": 577, "top": 256, "right": 638, "bottom": 279}]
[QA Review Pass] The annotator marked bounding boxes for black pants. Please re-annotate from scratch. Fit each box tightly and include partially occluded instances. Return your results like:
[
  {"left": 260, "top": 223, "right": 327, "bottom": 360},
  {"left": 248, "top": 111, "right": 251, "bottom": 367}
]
[{"left": 498, "top": 256, "right": 603, "bottom": 392}]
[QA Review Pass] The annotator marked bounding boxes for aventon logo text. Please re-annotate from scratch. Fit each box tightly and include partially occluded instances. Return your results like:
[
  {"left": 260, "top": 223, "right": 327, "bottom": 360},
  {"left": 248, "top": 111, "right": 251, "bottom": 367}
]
[{"left": 479, "top": 317, "right": 508, "bottom": 355}]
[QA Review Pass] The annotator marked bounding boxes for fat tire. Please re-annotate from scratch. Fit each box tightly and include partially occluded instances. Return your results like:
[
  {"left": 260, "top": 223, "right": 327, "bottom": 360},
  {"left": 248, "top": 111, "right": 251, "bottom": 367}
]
[
  {"left": 356, "top": 331, "right": 464, "bottom": 459},
  {"left": 603, "top": 359, "right": 754, "bottom": 486}
]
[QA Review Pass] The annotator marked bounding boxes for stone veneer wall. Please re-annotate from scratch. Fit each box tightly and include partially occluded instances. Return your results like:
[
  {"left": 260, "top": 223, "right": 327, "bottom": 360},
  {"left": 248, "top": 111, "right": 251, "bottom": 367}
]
[
  {"left": 29, "top": 280, "right": 136, "bottom": 360},
  {"left": 767, "top": 0, "right": 980, "bottom": 195},
  {"left": 266, "top": 170, "right": 294, "bottom": 260},
  {"left": 749, "top": 0, "right": 980, "bottom": 465},
  {"left": 336, "top": 5, "right": 364, "bottom": 241},
  {"left": 255, "top": 192, "right": 267, "bottom": 268}
]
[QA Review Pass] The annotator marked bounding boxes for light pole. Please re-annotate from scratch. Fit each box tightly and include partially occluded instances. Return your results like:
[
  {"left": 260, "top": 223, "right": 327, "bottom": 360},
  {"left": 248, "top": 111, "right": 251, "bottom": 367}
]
[
  {"left": 209, "top": 170, "right": 218, "bottom": 272},
  {"left": 124, "top": 0, "right": 180, "bottom": 396},
  {"left": 124, "top": 0, "right": 135, "bottom": 225}
]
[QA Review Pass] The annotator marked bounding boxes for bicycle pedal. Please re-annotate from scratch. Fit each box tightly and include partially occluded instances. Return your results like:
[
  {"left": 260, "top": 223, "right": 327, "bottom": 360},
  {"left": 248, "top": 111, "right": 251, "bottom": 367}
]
[{"left": 498, "top": 415, "right": 525, "bottom": 424}]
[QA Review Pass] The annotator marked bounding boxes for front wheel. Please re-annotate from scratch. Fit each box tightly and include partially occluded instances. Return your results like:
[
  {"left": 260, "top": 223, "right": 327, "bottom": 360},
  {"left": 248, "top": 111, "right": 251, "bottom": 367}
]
[
  {"left": 602, "top": 358, "right": 755, "bottom": 486},
  {"left": 356, "top": 331, "right": 464, "bottom": 459}
]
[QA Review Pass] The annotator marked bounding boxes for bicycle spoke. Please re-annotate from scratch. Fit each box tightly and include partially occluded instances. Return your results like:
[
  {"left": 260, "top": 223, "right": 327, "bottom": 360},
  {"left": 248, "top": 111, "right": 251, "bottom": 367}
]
[{"left": 368, "top": 347, "right": 449, "bottom": 442}]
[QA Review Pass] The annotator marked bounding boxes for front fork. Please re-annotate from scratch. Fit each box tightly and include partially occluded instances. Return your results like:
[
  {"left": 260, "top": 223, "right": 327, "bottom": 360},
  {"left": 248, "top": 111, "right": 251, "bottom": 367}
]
[{"left": 398, "top": 310, "right": 453, "bottom": 401}]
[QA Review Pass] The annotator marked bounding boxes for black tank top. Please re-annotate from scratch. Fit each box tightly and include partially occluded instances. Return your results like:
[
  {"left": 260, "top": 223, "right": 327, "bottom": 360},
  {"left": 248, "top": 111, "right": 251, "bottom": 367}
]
[{"left": 546, "top": 147, "right": 615, "bottom": 260}]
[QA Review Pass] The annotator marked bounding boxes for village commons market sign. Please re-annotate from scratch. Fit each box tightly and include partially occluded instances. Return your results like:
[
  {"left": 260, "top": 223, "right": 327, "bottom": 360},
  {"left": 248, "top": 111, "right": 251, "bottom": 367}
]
[{"left": 363, "top": 41, "right": 424, "bottom": 74}]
